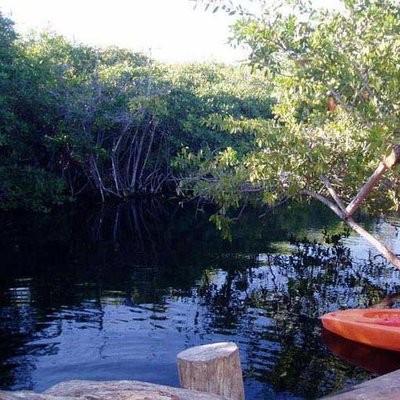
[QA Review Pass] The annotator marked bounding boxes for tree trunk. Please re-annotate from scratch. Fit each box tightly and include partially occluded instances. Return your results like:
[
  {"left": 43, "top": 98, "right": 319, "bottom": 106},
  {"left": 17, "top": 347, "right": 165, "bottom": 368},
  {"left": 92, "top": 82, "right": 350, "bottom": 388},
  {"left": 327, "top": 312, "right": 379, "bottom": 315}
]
[
  {"left": 300, "top": 145, "right": 400, "bottom": 269},
  {"left": 346, "top": 145, "right": 400, "bottom": 217}
]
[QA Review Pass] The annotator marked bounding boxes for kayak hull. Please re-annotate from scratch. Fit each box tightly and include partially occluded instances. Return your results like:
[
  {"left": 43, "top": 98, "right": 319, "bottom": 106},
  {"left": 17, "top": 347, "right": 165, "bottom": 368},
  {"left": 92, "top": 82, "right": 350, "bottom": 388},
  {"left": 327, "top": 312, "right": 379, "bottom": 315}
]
[{"left": 322, "top": 309, "right": 400, "bottom": 352}]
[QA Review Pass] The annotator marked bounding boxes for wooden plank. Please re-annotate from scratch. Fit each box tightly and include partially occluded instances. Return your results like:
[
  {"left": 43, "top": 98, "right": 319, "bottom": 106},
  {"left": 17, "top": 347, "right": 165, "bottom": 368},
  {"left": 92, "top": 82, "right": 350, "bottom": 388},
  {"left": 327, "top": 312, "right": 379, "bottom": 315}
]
[{"left": 323, "top": 369, "right": 400, "bottom": 399}]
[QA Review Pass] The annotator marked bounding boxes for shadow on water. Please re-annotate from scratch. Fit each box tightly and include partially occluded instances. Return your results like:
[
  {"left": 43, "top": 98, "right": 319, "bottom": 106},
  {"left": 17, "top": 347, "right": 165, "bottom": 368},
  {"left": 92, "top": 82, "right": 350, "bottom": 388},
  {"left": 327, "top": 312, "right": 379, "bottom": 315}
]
[{"left": 1, "top": 200, "right": 400, "bottom": 399}]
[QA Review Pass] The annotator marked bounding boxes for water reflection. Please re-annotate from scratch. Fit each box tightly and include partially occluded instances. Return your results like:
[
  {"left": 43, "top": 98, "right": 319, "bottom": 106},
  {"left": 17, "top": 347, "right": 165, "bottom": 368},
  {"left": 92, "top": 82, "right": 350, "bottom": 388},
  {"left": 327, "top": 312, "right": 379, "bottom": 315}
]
[
  {"left": 194, "top": 240, "right": 400, "bottom": 398},
  {"left": 322, "top": 329, "right": 400, "bottom": 375},
  {"left": 1, "top": 201, "right": 400, "bottom": 399}
]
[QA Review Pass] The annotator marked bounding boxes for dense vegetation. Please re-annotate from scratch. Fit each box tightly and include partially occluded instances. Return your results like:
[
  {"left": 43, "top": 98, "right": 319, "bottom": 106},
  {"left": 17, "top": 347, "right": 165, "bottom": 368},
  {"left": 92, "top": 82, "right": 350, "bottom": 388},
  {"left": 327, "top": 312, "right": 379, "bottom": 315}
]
[
  {"left": 190, "top": 0, "right": 400, "bottom": 216},
  {"left": 1, "top": 0, "right": 400, "bottom": 264},
  {"left": 187, "top": 0, "right": 400, "bottom": 266},
  {"left": 0, "top": 12, "right": 273, "bottom": 211}
]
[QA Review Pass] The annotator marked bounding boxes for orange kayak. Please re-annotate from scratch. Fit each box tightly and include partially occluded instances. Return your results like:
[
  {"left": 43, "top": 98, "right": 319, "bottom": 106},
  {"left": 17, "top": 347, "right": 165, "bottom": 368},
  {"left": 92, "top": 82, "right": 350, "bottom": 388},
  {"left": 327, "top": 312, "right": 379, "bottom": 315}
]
[{"left": 322, "top": 309, "right": 400, "bottom": 352}]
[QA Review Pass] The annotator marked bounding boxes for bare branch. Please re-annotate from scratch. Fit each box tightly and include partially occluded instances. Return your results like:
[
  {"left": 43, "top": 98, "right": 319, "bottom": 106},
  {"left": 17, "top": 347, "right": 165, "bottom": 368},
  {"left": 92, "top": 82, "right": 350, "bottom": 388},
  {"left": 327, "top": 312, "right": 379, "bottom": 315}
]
[
  {"left": 300, "top": 189, "right": 400, "bottom": 270},
  {"left": 346, "top": 217, "right": 400, "bottom": 270},
  {"left": 232, "top": 202, "right": 247, "bottom": 221},
  {"left": 299, "top": 189, "right": 346, "bottom": 219},
  {"left": 346, "top": 145, "right": 400, "bottom": 217},
  {"left": 320, "top": 175, "right": 347, "bottom": 215}
]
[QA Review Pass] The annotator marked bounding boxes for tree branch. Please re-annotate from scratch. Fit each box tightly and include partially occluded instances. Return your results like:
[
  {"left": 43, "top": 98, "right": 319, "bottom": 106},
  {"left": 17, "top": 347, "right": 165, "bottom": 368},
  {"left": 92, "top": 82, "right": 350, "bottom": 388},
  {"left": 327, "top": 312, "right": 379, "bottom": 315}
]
[
  {"left": 320, "top": 175, "right": 347, "bottom": 214},
  {"left": 300, "top": 189, "right": 400, "bottom": 270},
  {"left": 346, "top": 217, "right": 400, "bottom": 270},
  {"left": 346, "top": 145, "right": 400, "bottom": 217},
  {"left": 299, "top": 190, "right": 346, "bottom": 219}
]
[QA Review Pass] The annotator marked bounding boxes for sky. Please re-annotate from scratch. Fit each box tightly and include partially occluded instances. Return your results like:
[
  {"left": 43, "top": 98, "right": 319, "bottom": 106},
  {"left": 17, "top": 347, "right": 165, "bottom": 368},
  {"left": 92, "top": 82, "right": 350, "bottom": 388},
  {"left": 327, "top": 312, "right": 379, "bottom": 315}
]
[{"left": 0, "top": 0, "right": 342, "bottom": 64}]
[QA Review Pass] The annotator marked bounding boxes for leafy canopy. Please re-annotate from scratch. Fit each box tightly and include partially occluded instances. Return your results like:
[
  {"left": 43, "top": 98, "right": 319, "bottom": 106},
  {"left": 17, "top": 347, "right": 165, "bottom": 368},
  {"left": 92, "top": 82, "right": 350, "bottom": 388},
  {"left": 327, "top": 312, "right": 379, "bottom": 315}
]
[
  {"left": 0, "top": 13, "right": 274, "bottom": 211},
  {"left": 186, "top": 0, "right": 400, "bottom": 219}
]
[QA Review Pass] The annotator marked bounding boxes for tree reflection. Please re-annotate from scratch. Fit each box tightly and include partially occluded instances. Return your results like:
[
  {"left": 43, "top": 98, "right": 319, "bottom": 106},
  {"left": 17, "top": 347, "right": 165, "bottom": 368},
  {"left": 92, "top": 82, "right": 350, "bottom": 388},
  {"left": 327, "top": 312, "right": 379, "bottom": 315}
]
[
  {"left": 1, "top": 202, "right": 399, "bottom": 397},
  {"left": 195, "top": 239, "right": 400, "bottom": 399}
]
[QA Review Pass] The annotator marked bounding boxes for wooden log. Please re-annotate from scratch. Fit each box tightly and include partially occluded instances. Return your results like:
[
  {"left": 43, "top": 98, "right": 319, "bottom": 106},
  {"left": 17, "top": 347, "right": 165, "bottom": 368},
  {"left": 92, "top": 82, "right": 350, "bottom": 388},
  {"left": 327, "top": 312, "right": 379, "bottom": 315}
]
[{"left": 177, "top": 342, "right": 245, "bottom": 400}]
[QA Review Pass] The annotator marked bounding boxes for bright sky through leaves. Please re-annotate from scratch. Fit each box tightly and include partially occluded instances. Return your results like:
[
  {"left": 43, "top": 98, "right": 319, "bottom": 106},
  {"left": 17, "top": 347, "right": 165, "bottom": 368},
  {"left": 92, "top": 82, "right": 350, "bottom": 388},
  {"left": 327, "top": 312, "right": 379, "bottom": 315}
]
[{"left": 1, "top": 0, "right": 341, "bottom": 64}]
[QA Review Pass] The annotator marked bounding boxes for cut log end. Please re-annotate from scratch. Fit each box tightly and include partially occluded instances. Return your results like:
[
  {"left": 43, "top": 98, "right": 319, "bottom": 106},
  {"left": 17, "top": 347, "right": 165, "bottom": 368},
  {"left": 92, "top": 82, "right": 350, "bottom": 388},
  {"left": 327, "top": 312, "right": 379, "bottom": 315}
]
[
  {"left": 177, "top": 342, "right": 238, "bottom": 362},
  {"left": 177, "top": 342, "right": 245, "bottom": 400}
]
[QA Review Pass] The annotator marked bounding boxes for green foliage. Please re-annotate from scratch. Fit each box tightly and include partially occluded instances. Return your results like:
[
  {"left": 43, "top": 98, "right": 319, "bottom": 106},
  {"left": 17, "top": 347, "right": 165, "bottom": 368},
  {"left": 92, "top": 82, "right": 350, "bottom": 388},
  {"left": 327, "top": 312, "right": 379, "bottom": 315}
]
[
  {"left": 187, "top": 0, "right": 400, "bottom": 219},
  {"left": 0, "top": 166, "right": 65, "bottom": 212},
  {"left": 166, "top": 63, "right": 274, "bottom": 156},
  {"left": 0, "top": 13, "right": 274, "bottom": 211},
  {"left": 7, "top": 0, "right": 398, "bottom": 218}
]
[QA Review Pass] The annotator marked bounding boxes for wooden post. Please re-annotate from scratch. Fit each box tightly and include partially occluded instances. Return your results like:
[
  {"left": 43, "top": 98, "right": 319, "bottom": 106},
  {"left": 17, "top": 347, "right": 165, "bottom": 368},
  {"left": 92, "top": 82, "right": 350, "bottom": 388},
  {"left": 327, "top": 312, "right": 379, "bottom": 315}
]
[{"left": 177, "top": 342, "right": 245, "bottom": 400}]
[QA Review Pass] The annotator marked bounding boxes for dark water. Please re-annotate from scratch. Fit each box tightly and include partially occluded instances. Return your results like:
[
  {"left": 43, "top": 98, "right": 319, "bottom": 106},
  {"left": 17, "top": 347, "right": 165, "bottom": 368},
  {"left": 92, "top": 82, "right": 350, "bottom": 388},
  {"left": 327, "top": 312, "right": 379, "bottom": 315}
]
[{"left": 1, "top": 200, "right": 400, "bottom": 399}]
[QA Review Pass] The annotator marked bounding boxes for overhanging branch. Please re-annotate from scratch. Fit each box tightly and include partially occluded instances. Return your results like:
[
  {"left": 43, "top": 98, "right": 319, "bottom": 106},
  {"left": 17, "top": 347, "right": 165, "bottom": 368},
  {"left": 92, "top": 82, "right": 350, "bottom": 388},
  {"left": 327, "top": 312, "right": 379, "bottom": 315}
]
[
  {"left": 320, "top": 175, "right": 347, "bottom": 214},
  {"left": 299, "top": 189, "right": 346, "bottom": 219},
  {"left": 300, "top": 189, "right": 400, "bottom": 270},
  {"left": 346, "top": 145, "right": 400, "bottom": 217}
]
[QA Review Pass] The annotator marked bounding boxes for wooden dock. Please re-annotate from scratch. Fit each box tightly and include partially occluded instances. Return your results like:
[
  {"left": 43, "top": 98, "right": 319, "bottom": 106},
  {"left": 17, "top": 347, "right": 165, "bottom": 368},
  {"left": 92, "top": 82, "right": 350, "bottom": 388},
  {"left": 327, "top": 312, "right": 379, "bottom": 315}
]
[{"left": 323, "top": 368, "right": 400, "bottom": 399}]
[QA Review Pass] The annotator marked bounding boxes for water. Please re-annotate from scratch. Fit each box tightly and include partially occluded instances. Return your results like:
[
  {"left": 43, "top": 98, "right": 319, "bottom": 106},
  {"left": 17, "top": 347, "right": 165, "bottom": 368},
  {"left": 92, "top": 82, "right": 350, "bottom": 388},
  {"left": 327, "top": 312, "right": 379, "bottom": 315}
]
[{"left": 1, "top": 200, "right": 400, "bottom": 399}]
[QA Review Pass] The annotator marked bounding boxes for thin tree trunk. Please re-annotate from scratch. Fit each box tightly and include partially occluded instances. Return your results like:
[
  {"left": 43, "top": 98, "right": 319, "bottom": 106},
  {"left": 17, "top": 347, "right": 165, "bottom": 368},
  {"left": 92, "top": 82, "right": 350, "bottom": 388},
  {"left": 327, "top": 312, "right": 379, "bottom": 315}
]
[
  {"left": 126, "top": 126, "right": 140, "bottom": 186},
  {"left": 300, "top": 189, "right": 400, "bottom": 269},
  {"left": 138, "top": 121, "right": 157, "bottom": 191},
  {"left": 130, "top": 126, "right": 147, "bottom": 191},
  {"left": 298, "top": 145, "right": 400, "bottom": 268},
  {"left": 90, "top": 155, "right": 105, "bottom": 202},
  {"left": 346, "top": 145, "right": 400, "bottom": 217},
  {"left": 346, "top": 217, "right": 400, "bottom": 268}
]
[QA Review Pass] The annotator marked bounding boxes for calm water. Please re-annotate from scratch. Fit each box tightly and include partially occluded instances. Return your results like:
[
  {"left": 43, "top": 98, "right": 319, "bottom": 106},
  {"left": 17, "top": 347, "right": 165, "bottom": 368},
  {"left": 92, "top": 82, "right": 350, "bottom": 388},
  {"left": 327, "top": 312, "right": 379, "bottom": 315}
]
[{"left": 1, "top": 201, "right": 400, "bottom": 399}]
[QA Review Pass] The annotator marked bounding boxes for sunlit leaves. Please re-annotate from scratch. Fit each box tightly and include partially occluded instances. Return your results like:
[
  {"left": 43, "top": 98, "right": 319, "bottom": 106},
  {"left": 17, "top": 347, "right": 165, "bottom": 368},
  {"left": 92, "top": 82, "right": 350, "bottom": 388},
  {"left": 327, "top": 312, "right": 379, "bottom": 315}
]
[{"left": 191, "top": 0, "right": 400, "bottom": 219}]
